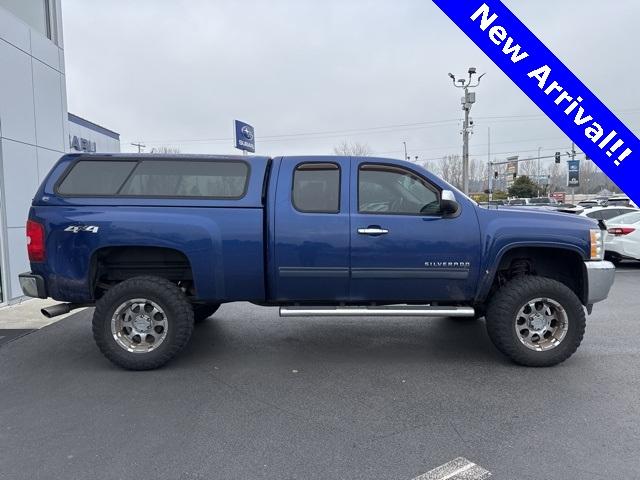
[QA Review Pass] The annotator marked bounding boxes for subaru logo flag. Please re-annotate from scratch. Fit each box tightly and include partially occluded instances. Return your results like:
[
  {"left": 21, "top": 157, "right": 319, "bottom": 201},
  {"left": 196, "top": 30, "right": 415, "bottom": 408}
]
[
  {"left": 234, "top": 120, "right": 255, "bottom": 153},
  {"left": 567, "top": 160, "right": 580, "bottom": 188}
]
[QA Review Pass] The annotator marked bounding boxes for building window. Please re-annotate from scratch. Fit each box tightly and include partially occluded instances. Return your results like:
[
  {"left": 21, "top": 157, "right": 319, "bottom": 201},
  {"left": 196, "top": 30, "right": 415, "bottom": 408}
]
[
  {"left": 0, "top": 0, "right": 58, "bottom": 43},
  {"left": 292, "top": 163, "right": 341, "bottom": 213}
]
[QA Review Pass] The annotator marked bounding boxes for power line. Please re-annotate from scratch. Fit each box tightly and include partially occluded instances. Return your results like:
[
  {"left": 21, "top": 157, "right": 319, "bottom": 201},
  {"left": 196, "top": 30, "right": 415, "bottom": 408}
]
[{"left": 123, "top": 107, "right": 640, "bottom": 146}]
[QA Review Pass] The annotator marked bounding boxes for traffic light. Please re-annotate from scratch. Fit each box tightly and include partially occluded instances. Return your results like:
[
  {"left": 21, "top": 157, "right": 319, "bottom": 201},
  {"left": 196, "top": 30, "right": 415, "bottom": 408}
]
[
  {"left": 494, "top": 171, "right": 499, "bottom": 179},
  {"left": 513, "top": 173, "right": 517, "bottom": 179},
  {"left": 555, "top": 152, "right": 561, "bottom": 163}
]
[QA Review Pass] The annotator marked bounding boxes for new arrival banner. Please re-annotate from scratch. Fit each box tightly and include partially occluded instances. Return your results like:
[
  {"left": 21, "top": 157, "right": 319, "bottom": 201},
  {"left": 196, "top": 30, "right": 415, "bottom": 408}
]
[{"left": 431, "top": 0, "right": 640, "bottom": 203}]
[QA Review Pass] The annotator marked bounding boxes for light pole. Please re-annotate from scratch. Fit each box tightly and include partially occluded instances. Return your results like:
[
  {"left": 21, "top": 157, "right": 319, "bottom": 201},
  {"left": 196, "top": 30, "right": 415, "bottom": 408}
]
[
  {"left": 448, "top": 67, "right": 485, "bottom": 194},
  {"left": 403, "top": 141, "right": 409, "bottom": 161},
  {"left": 537, "top": 146, "right": 542, "bottom": 196}
]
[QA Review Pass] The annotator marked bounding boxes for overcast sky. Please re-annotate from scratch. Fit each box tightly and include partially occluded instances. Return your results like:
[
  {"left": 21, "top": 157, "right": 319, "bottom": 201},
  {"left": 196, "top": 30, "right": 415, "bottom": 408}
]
[{"left": 61, "top": 0, "right": 639, "bottom": 166}]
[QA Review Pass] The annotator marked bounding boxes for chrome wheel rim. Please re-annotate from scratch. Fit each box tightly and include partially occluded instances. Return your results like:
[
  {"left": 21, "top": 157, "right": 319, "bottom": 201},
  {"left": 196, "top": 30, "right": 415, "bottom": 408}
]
[
  {"left": 514, "top": 297, "right": 568, "bottom": 351},
  {"left": 111, "top": 298, "right": 168, "bottom": 353}
]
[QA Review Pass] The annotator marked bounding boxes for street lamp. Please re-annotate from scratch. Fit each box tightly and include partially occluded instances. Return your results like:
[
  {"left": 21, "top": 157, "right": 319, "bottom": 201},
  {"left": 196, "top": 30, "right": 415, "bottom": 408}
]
[{"left": 448, "top": 68, "right": 486, "bottom": 194}]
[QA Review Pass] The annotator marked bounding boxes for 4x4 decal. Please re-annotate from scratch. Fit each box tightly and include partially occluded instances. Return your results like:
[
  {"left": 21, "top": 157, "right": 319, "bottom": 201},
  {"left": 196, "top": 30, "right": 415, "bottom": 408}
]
[{"left": 64, "top": 225, "right": 99, "bottom": 234}]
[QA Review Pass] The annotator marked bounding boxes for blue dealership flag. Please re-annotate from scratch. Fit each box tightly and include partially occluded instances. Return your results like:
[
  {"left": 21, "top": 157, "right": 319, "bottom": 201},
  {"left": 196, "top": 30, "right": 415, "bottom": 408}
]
[
  {"left": 234, "top": 120, "right": 255, "bottom": 153},
  {"left": 432, "top": 0, "right": 640, "bottom": 203},
  {"left": 567, "top": 160, "right": 580, "bottom": 188}
]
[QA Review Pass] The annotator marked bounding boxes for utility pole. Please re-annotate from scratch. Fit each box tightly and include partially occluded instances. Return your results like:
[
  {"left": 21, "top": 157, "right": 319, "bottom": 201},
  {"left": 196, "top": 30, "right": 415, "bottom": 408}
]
[
  {"left": 537, "top": 146, "right": 542, "bottom": 197},
  {"left": 131, "top": 142, "right": 146, "bottom": 153},
  {"left": 403, "top": 141, "right": 408, "bottom": 161},
  {"left": 487, "top": 127, "right": 492, "bottom": 201},
  {"left": 448, "top": 68, "right": 485, "bottom": 194}
]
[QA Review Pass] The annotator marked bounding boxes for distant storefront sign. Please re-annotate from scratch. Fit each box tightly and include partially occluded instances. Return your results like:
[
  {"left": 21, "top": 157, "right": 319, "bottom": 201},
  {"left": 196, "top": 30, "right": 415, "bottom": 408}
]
[
  {"left": 506, "top": 156, "right": 519, "bottom": 188},
  {"left": 69, "top": 135, "right": 96, "bottom": 153},
  {"left": 234, "top": 120, "right": 255, "bottom": 153},
  {"left": 567, "top": 159, "right": 580, "bottom": 188}
]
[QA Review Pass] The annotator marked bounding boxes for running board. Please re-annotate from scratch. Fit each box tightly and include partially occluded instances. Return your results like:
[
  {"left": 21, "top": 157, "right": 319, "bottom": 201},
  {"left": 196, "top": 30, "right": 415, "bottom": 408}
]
[{"left": 279, "top": 305, "right": 475, "bottom": 317}]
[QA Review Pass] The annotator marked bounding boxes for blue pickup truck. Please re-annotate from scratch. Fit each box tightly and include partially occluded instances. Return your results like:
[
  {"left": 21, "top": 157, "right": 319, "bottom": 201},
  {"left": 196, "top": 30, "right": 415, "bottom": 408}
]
[{"left": 19, "top": 154, "right": 615, "bottom": 370}]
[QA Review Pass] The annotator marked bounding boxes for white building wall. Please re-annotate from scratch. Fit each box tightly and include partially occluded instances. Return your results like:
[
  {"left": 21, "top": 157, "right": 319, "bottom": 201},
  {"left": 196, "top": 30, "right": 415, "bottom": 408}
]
[
  {"left": 0, "top": 2, "right": 66, "bottom": 303},
  {"left": 68, "top": 115, "right": 121, "bottom": 153}
]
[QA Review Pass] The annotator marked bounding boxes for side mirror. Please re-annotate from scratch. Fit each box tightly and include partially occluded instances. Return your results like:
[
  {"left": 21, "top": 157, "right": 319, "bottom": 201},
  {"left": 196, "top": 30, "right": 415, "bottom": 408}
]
[{"left": 441, "top": 190, "right": 460, "bottom": 217}]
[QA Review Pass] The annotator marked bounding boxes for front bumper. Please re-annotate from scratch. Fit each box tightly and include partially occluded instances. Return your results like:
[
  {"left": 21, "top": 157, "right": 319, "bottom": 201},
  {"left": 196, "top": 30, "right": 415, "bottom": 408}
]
[
  {"left": 18, "top": 273, "right": 47, "bottom": 299},
  {"left": 584, "top": 261, "right": 615, "bottom": 304}
]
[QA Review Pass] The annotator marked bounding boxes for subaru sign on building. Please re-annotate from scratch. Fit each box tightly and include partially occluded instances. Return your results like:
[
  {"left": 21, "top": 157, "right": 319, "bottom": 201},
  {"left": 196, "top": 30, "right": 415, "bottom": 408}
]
[{"left": 234, "top": 120, "right": 255, "bottom": 153}]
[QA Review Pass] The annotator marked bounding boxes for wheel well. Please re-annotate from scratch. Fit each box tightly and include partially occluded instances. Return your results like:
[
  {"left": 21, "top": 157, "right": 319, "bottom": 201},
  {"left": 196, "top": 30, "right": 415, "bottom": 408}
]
[
  {"left": 488, "top": 247, "right": 586, "bottom": 305},
  {"left": 91, "top": 246, "right": 194, "bottom": 299}
]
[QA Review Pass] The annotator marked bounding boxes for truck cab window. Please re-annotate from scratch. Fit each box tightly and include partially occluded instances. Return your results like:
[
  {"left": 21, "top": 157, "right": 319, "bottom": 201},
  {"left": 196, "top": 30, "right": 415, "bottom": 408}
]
[
  {"left": 358, "top": 164, "right": 439, "bottom": 215},
  {"left": 292, "top": 163, "right": 340, "bottom": 213}
]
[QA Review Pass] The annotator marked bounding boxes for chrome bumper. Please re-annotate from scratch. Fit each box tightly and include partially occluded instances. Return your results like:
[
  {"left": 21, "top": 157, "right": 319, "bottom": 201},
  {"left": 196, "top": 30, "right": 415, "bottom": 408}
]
[{"left": 584, "top": 261, "right": 615, "bottom": 305}]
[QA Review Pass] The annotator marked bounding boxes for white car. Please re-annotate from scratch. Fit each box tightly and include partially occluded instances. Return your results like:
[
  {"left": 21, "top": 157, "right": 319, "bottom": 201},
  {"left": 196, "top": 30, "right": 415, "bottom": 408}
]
[
  {"left": 580, "top": 205, "right": 638, "bottom": 222},
  {"left": 606, "top": 195, "right": 638, "bottom": 208},
  {"left": 604, "top": 211, "right": 640, "bottom": 264}
]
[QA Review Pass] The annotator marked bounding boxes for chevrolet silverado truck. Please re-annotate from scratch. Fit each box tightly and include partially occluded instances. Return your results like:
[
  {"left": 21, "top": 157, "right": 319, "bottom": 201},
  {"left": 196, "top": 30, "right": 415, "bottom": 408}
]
[{"left": 19, "top": 154, "right": 615, "bottom": 370}]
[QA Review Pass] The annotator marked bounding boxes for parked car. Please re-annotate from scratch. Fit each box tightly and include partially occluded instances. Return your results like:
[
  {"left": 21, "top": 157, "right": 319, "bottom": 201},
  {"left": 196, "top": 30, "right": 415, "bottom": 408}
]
[
  {"left": 19, "top": 154, "right": 615, "bottom": 370},
  {"left": 555, "top": 203, "right": 584, "bottom": 215},
  {"left": 604, "top": 211, "right": 640, "bottom": 264},
  {"left": 581, "top": 205, "right": 638, "bottom": 221},
  {"left": 606, "top": 195, "right": 637, "bottom": 208},
  {"left": 529, "top": 197, "right": 557, "bottom": 205},
  {"left": 577, "top": 200, "right": 599, "bottom": 209},
  {"left": 508, "top": 198, "right": 529, "bottom": 206}
]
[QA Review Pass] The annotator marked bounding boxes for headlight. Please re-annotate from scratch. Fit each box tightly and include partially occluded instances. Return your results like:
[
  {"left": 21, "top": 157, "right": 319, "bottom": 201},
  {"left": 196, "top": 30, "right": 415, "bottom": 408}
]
[{"left": 590, "top": 228, "right": 604, "bottom": 260}]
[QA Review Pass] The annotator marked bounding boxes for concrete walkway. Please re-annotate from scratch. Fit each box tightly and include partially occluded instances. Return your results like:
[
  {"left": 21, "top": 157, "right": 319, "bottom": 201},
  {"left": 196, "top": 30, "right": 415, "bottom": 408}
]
[{"left": 0, "top": 298, "right": 86, "bottom": 329}]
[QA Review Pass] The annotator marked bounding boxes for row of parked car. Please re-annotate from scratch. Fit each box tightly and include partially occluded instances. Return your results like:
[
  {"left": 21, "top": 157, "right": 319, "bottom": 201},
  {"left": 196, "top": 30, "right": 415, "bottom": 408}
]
[
  {"left": 577, "top": 198, "right": 640, "bottom": 265},
  {"left": 480, "top": 195, "right": 639, "bottom": 264}
]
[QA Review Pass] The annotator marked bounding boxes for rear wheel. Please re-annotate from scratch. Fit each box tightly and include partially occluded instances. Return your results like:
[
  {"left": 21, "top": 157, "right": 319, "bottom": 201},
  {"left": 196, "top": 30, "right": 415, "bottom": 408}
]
[
  {"left": 92, "top": 276, "right": 194, "bottom": 370},
  {"left": 485, "top": 276, "right": 585, "bottom": 367},
  {"left": 193, "top": 304, "right": 220, "bottom": 323}
]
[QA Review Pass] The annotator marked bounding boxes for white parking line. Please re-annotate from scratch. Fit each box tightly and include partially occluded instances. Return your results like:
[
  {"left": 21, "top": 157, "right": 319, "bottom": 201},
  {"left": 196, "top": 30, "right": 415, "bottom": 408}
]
[{"left": 412, "top": 457, "right": 491, "bottom": 480}]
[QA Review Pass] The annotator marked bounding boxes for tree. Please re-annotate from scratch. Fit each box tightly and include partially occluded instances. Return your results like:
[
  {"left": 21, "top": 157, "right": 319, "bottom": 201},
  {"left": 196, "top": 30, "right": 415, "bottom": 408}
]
[
  {"left": 437, "top": 154, "right": 463, "bottom": 189},
  {"left": 333, "top": 141, "right": 371, "bottom": 156},
  {"left": 150, "top": 146, "right": 180, "bottom": 154},
  {"left": 508, "top": 175, "right": 538, "bottom": 198}
]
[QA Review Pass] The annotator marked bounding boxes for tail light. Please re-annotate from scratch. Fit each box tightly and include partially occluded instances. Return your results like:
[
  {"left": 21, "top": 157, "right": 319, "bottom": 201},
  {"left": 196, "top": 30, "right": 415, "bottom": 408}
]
[
  {"left": 608, "top": 227, "right": 636, "bottom": 236},
  {"left": 27, "top": 220, "right": 45, "bottom": 262}
]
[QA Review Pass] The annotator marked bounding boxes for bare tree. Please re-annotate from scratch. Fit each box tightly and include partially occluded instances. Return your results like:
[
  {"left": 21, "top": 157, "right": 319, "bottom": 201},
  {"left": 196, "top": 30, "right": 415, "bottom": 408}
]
[
  {"left": 436, "top": 155, "right": 463, "bottom": 189},
  {"left": 150, "top": 146, "right": 181, "bottom": 154},
  {"left": 333, "top": 141, "right": 372, "bottom": 156}
]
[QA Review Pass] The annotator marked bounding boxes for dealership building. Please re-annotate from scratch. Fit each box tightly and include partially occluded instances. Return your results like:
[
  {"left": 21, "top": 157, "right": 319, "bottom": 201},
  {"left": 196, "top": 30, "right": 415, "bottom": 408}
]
[{"left": 0, "top": 1, "right": 120, "bottom": 304}]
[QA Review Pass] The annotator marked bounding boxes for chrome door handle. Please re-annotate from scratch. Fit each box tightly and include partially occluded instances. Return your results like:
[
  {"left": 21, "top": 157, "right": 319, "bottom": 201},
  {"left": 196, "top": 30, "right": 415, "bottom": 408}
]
[{"left": 357, "top": 227, "right": 389, "bottom": 235}]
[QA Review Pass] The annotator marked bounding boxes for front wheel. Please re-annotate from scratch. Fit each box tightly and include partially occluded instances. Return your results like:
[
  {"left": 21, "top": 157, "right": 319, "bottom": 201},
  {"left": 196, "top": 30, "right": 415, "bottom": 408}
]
[
  {"left": 485, "top": 276, "right": 585, "bottom": 367},
  {"left": 92, "top": 276, "right": 194, "bottom": 370}
]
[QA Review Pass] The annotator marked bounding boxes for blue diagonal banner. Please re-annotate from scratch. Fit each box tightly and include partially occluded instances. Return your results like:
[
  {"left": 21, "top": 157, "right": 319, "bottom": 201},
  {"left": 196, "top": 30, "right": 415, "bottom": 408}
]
[{"left": 432, "top": 0, "right": 640, "bottom": 203}]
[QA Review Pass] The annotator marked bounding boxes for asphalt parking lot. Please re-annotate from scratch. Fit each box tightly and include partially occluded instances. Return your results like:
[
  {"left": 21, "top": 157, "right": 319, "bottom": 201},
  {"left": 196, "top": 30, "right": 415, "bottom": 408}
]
[{"left": 1, "top": 265, "right": 639, "bottom": 480}]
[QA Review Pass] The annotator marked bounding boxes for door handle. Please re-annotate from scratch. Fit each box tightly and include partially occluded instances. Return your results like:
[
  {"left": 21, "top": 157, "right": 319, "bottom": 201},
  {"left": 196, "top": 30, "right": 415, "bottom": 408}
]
[{"left": 357, "top": 226, "right": 389, "bottom": 235}]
